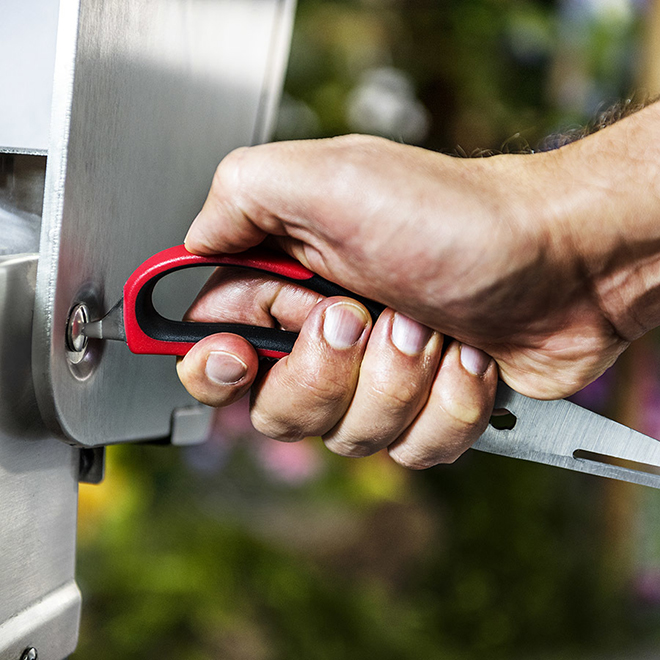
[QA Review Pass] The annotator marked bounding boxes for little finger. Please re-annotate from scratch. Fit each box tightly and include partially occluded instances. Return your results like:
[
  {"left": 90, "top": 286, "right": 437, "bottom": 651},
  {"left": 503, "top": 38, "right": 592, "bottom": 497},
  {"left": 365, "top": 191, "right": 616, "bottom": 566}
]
[{"left": 387, "top": 342, "right": 497, "bottom": 469}]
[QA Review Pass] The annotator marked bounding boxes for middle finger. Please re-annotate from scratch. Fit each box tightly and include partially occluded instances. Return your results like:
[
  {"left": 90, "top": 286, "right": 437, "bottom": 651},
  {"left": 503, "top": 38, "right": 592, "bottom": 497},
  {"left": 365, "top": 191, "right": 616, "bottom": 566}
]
[
  {"left": 249, "top": 296, "right": 372, "bottom": 441},
  {"left": 323, "top": 310, "right": 443, "bottom": 457}
]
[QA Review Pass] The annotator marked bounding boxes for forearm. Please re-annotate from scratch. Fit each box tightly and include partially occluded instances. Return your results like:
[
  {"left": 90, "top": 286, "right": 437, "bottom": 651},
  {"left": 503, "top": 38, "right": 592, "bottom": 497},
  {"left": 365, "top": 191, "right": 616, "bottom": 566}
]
[{"left": 541, "top": 101, "right": 660, "bottom": 341}]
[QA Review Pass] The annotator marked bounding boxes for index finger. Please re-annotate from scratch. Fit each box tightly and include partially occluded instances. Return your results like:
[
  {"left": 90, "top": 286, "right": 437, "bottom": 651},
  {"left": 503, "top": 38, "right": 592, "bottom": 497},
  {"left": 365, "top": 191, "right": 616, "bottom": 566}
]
[
  {"left": 185, "top": 147, "right": 267, "bottom": 255},
  {"left": 185, "top": 142, "right": 316, "bottom": 256},
  {"left": 184, "top": 136, "right": 386, "bottom": 260},
  {"left": 186, "top": 266, "right": 324, "bottom": 330}
]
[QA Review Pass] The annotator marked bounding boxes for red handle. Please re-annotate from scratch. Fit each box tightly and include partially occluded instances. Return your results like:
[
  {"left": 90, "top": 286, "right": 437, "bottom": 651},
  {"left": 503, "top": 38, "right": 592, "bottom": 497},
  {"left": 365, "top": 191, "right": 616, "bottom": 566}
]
[{"left": 123, "top": 245, "right": 383, "bottom": 357}]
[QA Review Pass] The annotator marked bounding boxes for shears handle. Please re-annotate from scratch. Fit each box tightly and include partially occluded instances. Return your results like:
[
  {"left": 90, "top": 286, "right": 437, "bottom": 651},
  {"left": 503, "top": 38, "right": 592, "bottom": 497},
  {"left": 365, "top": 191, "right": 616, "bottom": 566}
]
[{"left": 123, "top": 245, "right": 384, "bottom": 357}]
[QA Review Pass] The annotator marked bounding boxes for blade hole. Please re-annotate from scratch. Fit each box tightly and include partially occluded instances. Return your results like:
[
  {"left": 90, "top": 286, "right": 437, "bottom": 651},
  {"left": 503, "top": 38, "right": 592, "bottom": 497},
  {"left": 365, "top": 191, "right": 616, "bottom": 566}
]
[{"left": 489, "top": 408, "right": 517, "bottom": 430}]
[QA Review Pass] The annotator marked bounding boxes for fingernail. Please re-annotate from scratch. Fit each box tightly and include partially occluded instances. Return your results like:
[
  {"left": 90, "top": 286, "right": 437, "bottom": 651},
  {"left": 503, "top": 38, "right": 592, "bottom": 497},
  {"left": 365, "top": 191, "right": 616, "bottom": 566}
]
[
  {"left": 391, "top": 312, "right": 433, "bottom": 355},
  {"left": 460, "top": 344, "right": 491, "bottom": 376},
  {"left": 323, "top": 302, "right": 368, "bottom": 349},
  {"left": 205, "top": 351, "right": 248, "bottom": 385}
]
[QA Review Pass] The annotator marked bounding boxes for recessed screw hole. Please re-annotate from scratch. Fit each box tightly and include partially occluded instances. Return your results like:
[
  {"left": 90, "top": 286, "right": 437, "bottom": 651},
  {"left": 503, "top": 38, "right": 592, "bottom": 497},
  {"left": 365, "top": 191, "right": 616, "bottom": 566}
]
[{"left": 66, "top": 302, "right": 90, "bottom": 363}]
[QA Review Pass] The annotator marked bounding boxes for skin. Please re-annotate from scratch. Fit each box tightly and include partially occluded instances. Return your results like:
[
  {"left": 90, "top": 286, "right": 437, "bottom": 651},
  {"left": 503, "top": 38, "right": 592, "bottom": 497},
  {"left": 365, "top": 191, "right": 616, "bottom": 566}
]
[{"left": 177, "top": 102, "right": 660, "bottom": 469}]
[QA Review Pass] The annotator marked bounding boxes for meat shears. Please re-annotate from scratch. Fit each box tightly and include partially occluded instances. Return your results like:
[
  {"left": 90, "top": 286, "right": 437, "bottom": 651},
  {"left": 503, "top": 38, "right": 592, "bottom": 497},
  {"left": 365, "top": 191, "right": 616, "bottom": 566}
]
[{"left": 78, "top": 244, "right": 660, "bottom": 489}]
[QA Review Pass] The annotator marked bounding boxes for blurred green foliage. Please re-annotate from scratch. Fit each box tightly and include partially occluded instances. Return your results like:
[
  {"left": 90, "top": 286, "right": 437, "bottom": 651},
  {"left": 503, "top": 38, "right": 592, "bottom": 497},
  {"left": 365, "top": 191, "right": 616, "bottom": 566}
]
[
  {"left": 278, "top": 0, "right": 641, "bottom": 151},
  {"left": 74, "top": 438, "right": 660, "bottom": 659},
  {"left": 73, "top": 0, "right": 659, "bottom": 658}
]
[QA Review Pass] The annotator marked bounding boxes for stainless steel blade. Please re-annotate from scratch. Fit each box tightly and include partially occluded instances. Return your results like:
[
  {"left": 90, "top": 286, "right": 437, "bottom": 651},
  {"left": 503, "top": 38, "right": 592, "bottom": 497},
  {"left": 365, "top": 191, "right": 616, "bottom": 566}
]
[
  {"left": 473, "top": 383, "right": 660, "bottom": 488},
  {"left": 80, "top": 300, "right": 125, "bottom": 342}
]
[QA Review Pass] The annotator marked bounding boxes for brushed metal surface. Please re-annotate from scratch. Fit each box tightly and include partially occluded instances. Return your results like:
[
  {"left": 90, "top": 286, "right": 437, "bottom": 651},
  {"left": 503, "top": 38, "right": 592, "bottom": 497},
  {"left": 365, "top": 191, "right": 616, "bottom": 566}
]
[
  {"left": 0, "top": 254, "right": 80, "bottom": 660},
  {"left": 170, "top": 405, "right": 213, "bottom": 446},
  {"left": 0, "top": 582, "right": 80, "bottom": 660},
  {"left": 475, "top": 383, "right": 660, "bottom": 488},
  {"left": 0, "top": 154, "right": 45, "bottom": 255},
  {"left": 0, "top": 1, "right": 60, "bottom": 153},
  {"left": 34, "top": 0, "right": 295, "bottom": 446}
]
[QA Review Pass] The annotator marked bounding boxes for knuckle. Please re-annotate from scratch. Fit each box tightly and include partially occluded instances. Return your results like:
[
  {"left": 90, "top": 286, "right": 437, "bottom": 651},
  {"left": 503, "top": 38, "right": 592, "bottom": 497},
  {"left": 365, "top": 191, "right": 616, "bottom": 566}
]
[
  {"left": 390, "top": 442, "right": 464, "bottom": 470},
  {"left": 250, "top": 407, "right": 299, "bottom": 441},
  {"left": 370, "top": 379, "right": 420, "bottom": 410},
  {"left": 331, "top": 133, "right": 379, "bottom": 150},
  {"left": 286, "top": 370, "right": 350, "bottom": 408},
  {"left": 390, "top": 447, "right": 437, "bottom": 470},
  {"left": 211, "top": 160, "right": 230, "bottom": 191},
  {"left": 249, "top": 406, "right": 275, "bottom": 436},
  {"left": 212, "top": 147, "right": 249, "bottom": 193},
  {"left": 438, "top": 390, "right": 487, "bottom": 430},
  {"left": 250, "top": 373, "right": 349, "bottom": 440},
  {"left": 327, "top": 134, "right": 386, "bottom": 178},
  {"left": 323, "top": 434, "right": 379, "bottom": 459}
]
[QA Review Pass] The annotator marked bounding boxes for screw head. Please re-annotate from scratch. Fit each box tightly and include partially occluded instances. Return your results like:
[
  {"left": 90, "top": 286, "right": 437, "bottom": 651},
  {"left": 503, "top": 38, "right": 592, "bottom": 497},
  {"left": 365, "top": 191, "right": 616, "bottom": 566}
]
[
  {"left": 66, "top": 302, "right": 90, "bottom": 363},
  {"left": 20, "top": 649, "right": 37, "bottom": 660}
]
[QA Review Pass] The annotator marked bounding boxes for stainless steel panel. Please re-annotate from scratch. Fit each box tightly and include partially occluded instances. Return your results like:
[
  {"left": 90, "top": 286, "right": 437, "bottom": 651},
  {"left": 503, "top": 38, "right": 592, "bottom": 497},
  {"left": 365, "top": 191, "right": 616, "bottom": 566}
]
[
  {"left": 0, "top": 1, "right": 60, "bottom": 153},
  {"left": 0, "top": 154, "right": 45, "bottom": 255},
  {"left": 0, "top": 254, "right": 80, "bottom": 660},
  {"left": 0, "top": 582, "right": 80, "bottom": 660},
  {"left": 34, "top": 0, "right": 296, "bottom": 446}
]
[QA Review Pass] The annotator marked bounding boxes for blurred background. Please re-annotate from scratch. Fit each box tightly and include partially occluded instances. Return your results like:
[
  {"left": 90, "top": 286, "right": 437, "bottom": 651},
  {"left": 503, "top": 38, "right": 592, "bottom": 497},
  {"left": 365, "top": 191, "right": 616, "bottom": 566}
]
[{"left": 73, "top": 0, "right": 660, "bottom": 657}]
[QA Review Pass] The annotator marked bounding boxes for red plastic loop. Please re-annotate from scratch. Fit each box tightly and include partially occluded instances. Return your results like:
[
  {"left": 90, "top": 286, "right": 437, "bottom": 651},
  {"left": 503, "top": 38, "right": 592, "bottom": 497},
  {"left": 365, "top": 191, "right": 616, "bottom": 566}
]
[{"left": 123, "top": 245, "right": 313, "bottom": 355}]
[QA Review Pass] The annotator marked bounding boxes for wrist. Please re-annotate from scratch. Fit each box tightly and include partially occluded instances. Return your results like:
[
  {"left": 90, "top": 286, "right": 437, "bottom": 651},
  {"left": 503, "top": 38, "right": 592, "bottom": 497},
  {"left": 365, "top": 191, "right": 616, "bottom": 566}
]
[{"left": 537, "top": 103, "right": 660, "bottom": 340}]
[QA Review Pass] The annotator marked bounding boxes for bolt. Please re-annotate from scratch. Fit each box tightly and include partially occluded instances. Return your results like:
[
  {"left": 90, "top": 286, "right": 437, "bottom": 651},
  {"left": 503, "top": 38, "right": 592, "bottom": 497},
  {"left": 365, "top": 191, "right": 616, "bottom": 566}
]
[
  {"left": 20, "top": 649, "right": 37, "bottom": 660},
  {"left": 66, "top": 302, "right": 90, "bottom": 363}
]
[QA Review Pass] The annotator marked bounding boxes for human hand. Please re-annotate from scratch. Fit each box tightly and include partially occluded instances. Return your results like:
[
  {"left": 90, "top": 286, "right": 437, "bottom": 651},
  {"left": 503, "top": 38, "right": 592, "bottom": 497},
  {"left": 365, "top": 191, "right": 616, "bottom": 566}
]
[
  {"left": 176, "top": 266, "right": 498, "bottom": 467},
  {"left": 179, "top": 104, "right": 660, "bottom": 465}
]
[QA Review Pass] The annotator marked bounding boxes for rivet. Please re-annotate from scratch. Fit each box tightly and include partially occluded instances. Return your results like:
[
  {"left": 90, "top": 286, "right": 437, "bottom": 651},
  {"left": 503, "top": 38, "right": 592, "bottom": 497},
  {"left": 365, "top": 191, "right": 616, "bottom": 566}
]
[{"left": 66, "top": 302, "right": 90, "bottom": 364}]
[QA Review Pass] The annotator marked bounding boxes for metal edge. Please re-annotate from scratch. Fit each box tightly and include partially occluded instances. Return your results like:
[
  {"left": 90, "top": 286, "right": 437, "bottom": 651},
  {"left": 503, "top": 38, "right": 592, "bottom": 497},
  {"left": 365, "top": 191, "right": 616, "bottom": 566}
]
[
  {"left": 0, "top": 148, "right": 48, "bottom": 157},
  {"left": 32, "top": 0, "right": 82, "bottom": 439},
  {"left": 252, "top": 0, "right": 297, "bottom": 145},
  {"left": 0, "top": 581, "right": 81, "bottom": 660},
  {"left": 473, "top": 438, "right": 660, "bottom": 489}
]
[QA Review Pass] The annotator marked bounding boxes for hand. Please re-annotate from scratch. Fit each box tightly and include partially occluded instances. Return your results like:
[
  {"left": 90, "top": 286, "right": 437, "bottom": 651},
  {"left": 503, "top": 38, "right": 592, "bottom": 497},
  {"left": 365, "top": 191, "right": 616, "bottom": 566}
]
[
  {"left": 176, "top": 267, "right": 498, "bottom": 468},
  {"left": 179, "top": 103, "right": 660, "bottom": 465}
]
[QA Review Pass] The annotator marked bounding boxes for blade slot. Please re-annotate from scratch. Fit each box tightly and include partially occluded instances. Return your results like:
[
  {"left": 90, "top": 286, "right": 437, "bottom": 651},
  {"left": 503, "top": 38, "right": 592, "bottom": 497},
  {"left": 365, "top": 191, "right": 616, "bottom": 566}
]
[{"left": 573, "top": 449, "right": 660, "bottom": 477}]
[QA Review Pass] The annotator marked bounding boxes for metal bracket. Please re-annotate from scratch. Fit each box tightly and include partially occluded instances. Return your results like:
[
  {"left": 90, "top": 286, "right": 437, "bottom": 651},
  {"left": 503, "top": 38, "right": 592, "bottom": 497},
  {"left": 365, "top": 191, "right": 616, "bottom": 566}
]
[
  {"left": 78, "top": 446, "right": 105, "bottom": 484},
  {"left": 169, "top": 405, "right": 213, "bottom": 447},
  {"left": 0, "top": 254, "right": 80, "bottom": 660},
  {"left": 32, "top": 0, "right": 297, "bottom": 448}
]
